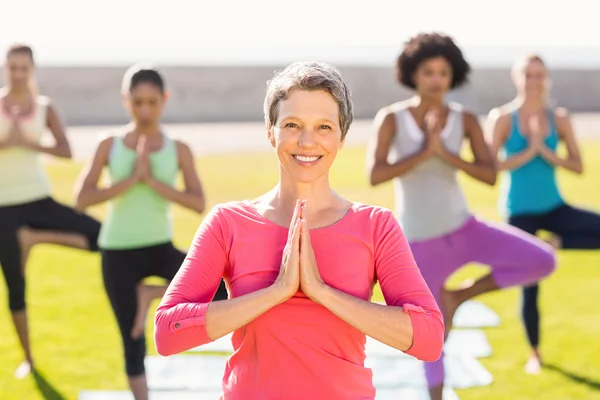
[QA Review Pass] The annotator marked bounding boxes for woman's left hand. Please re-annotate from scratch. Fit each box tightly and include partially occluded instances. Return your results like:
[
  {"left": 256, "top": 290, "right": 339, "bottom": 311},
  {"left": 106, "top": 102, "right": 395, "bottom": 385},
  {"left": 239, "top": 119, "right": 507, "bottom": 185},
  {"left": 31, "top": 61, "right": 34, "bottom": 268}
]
[{"left": 299, "top": 216, "right": 326, "bottom": 302}]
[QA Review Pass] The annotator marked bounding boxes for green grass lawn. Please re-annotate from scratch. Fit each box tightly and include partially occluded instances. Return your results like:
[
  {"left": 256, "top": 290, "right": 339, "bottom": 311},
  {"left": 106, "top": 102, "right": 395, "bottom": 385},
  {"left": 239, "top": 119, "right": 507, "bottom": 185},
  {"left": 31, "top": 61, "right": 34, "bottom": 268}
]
[{"left": 1, "top": 143, "right": 600, "bottom": 400}]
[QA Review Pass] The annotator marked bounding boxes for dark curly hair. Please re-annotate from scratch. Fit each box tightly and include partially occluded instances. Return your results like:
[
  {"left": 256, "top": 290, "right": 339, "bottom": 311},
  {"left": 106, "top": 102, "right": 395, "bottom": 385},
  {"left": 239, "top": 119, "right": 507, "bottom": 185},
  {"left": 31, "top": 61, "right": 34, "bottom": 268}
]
[{"left": 396, "top": 33, "right": 471, "bottom": 90}]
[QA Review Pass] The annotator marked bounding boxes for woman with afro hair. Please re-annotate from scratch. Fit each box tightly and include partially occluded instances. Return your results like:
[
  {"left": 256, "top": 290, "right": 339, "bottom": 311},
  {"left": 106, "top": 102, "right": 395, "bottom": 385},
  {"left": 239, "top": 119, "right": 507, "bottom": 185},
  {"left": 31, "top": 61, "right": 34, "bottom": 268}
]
[{"left": 366, "top": 32, "right": 556, "bottom": 399}]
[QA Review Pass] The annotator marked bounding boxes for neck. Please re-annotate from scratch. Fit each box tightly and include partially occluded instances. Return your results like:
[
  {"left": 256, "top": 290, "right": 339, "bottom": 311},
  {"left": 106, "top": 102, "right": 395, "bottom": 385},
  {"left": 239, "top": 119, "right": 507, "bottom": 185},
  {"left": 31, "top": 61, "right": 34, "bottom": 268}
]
[
  {"left": 129, "top": 121, "right": 161, "bottom": 137},
  {"left": 272, "top": 175, "right": 337, "bottom": 219},
  {"left": 515, "top": 94, "right": 546, "bottom": 111},
  {"left": 2, "top": 85, "right": 32, "bottom": 101},
  {"left": 412, "top": 95, "right": 445, "bottom": 111}
]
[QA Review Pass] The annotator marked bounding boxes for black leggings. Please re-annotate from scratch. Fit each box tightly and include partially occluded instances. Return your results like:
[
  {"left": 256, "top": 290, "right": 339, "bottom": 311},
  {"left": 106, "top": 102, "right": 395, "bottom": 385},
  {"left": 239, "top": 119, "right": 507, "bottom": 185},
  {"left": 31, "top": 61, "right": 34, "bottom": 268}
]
[
  {"left": 101, "top": 242, "right": 228, "bottom": 377},
  {"left": 509, "top": 203, "right": 600, "bottom": 347},
  {"left": 0, "top": 197, "right": 101, "bottom": 311}
]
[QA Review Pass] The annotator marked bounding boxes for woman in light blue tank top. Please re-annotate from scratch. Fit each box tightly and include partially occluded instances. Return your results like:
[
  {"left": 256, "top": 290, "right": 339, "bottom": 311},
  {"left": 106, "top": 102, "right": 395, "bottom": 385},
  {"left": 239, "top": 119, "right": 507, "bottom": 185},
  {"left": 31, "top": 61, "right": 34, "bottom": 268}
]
[
  {"left": 488, "top": 54, "right": 600, "bottom": 374},
  {"left": 367, "top": 33, "right": 556, "bottom": 400}
]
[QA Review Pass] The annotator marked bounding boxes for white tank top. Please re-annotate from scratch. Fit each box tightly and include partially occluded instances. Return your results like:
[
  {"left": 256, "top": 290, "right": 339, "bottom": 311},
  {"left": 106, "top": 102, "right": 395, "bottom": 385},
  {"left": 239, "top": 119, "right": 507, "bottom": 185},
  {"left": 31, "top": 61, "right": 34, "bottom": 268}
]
[
  {"left": 388, "top": 101, "right": 471, "bottom": 241},
  {"left": 0, "top": 95, "right": 52, "bottom": 206}
]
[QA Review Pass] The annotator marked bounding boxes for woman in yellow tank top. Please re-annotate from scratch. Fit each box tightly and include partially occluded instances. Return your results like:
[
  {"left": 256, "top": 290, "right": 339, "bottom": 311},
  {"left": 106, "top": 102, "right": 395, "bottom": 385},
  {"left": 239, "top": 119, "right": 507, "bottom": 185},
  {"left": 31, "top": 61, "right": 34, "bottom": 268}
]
[
  {"left": 74, "top": 64, "right": 227, "bottom": 400},
  {"left": 0, "top": 44, "right": 102, "bottom": 379}
]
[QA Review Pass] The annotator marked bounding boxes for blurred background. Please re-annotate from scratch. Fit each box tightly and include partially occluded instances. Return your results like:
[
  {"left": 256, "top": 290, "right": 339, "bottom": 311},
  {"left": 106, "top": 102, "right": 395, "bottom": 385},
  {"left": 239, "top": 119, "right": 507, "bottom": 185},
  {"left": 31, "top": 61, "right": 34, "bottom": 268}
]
[{"left": 1, "top": 0, "right": 599, "bottom": 399}]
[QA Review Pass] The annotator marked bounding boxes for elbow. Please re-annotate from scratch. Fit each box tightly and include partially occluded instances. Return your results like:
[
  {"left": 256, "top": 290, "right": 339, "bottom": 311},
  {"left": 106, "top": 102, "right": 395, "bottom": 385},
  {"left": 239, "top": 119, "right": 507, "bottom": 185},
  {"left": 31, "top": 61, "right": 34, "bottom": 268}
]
[
  {"left": 154, "top": 311, "right": 177, "bottom": 357},
  {"left": 195, "top": 199, "right": 206, "bottom": 214},
  {"left": 74, "top": 193, "right": 88, "bottom": 213},
  {"left": 481, "top": 164, "right": 498, "bottom": 186},
  {"left": 573, "top": 163, "right": 584, "bottom": 175},
  {"left": 368, "top": 171, "right": 383, "bottom": 186},
  {"left": 485, "top": 172, "right": 497, "bottom": 186},
  {"left": 60, "top": 144, "right": 73, "bottom": 159},
  {"left": 404, "top": 309, "right": 445, "bottom": 362}
]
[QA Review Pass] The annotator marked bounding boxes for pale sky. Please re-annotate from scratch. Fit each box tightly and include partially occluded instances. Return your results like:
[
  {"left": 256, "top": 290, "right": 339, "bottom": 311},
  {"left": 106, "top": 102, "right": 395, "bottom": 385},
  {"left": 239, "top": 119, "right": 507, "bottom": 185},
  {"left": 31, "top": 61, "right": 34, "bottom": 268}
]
[{"left": 2, "top": 0, "right": 599, "bottom": 66}]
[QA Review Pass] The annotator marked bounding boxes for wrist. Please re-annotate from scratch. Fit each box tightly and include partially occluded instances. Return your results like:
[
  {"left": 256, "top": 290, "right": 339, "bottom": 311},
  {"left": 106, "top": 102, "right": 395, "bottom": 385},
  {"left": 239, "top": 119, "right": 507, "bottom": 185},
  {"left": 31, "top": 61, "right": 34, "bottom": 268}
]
[
  {"left": 268, "top": 283, "right": 293, "bottom": 305},
  {"left": 146, "top": 176, "right": 159, "bottom": 187},
  {"left": 307, "top": 281, "right": 330, "bottom": 305},
  {"left": 124, "top": 176, "right": 139, "bottom": 186}
]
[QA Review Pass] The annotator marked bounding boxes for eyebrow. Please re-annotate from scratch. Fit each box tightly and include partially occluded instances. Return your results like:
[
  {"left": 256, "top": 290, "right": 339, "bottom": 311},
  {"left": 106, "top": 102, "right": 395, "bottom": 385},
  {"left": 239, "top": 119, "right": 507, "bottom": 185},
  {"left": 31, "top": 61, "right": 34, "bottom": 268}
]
[{"left": 281, "top": 115, "right": 338, "bottom": 125}]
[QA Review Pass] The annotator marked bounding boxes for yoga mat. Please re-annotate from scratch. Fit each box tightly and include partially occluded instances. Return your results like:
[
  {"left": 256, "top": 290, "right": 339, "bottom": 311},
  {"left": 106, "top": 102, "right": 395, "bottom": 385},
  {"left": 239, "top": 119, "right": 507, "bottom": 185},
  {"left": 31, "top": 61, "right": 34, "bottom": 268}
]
[
  {"left": 453, "top": 300, "right": 500, "bottom": 328},
  {"left": 145, "top": 353, "right": 491, "bottom": 391},
  {"left": 79, "top": 387, "right": 459, "bottom": 400},
  {"left": 79, "top": 390, "right": 222, "bottom": 400},
  {"left": 191, "top": 329, "right": 493, "bottom": 359}
]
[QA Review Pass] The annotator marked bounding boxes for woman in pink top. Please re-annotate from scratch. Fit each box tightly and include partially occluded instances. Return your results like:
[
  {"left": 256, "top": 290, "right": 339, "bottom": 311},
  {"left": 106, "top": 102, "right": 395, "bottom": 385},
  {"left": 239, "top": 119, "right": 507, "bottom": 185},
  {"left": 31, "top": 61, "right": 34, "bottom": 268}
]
[{"left": 154, "top": 61, "right": 444, "bottom": 399}]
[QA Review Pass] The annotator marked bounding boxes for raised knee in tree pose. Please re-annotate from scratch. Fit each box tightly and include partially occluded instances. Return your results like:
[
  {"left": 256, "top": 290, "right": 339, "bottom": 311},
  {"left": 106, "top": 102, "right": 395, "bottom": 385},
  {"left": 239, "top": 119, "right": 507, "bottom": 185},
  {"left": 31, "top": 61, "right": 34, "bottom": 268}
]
[
  {"left": 366, "top": 33, "right": 556, "bottom": 400},
  {"left": 487, "top": 54, "right": 598, "bottom": 374},
  {"left": 0, "top": 44, "right": 101, "bottom": 379},
  {"left": 74, "top": 64, "right": 227, "bottom": 400}
]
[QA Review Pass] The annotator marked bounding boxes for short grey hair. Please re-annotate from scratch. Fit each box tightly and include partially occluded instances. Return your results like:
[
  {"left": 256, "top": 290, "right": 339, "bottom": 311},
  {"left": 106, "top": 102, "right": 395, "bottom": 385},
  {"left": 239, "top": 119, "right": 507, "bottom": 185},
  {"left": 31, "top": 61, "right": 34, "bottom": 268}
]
[{"left": 263, "top": 61, "right": 354, "bottom": 140}]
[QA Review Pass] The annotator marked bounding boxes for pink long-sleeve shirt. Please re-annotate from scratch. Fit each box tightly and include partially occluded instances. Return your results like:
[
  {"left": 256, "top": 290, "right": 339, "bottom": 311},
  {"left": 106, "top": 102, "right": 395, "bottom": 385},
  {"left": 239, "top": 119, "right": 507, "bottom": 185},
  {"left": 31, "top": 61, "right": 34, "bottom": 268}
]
[{"left": 155, "top": 201, "right": 443, "bottom": 399}]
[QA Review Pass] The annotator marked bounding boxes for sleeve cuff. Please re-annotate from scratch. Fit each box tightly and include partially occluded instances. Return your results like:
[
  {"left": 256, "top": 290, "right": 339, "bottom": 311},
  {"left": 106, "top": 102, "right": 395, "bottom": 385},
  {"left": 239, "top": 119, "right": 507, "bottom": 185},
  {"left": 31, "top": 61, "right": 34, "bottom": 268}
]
[
  {"left": 168, "top": 303, "right": 209, "bottom": 332},
  {"left": 402, "top": 303, "right": 441, "bottom": 360}
]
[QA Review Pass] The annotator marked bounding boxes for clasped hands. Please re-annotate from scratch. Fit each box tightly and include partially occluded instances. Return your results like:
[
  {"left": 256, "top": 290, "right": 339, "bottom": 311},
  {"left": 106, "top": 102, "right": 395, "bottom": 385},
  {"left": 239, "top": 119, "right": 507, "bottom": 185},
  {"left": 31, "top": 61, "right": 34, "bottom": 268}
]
[
  {"left": 422, "top": 108, "right": 447, "bottom": 156},
  {"left": 274, "top": 199, "right": 326, "bottom": 303},
  {"left": 132, "top": 135, "right": 153, "bottom": 182},
  {"left": 3, "top": 105, "right": 34, "bottom": 149},
  {"left": 525, "top": 114, "right": 550, "bottom": 153}
]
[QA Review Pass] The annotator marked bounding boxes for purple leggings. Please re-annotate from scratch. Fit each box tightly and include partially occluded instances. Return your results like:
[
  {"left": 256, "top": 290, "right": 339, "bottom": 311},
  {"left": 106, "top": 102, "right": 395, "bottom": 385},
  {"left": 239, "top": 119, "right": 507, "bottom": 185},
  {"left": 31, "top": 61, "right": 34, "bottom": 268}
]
[{"left": 408, "top": 216, "right": 556, "bottom": 388}]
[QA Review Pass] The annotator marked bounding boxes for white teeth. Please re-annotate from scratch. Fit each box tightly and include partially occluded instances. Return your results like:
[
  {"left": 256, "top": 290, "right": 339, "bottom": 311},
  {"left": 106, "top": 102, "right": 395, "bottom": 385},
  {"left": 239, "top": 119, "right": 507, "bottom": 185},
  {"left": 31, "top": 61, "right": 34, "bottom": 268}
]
[{"left": 294, "top": 155, "right": 320, "bottom": 162}]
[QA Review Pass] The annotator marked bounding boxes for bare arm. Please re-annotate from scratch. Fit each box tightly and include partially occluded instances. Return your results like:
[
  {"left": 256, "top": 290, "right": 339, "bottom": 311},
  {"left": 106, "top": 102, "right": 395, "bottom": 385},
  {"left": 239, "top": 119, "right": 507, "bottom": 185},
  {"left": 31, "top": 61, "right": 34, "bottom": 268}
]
[
  {"left": 538, "top": 108, "right": 583, "bottom": 174},
  {"left": 367, "top": 108, "right": 431, "bottom": 185},
  {"left": 146, "top": 141, "right": 206, "bottom": 213},
  {"left": 22, "top": 104, "right": 72, "bottom": 158},
  {"left": 488, "top": 109, "right": 537, "bottom": 171},
  {"left": 73, "top": 136, "right": 138, "bottom": 211},
  {"left": 436, "top": 111, "right": 497, "bottom": 185}
]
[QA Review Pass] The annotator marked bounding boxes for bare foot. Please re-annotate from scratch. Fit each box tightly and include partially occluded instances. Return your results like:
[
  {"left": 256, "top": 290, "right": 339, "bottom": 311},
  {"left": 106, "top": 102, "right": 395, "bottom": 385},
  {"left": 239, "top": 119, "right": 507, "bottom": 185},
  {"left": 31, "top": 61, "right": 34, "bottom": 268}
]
[
  {"left": 14, "top": 360, "right": 33, "bottom": 379},
  {"left": 440, "top": 279, "right": 472, "bottom": 339},
  {"left": 440, "top": 289, "right": 461, "bottom": 339},
  {"left": 131, "top": 285, "right": 153, "bottom": 340},
  {"left": 525, "top": 350, "right": 543, "bottom": 375},
  {"left": 547, "top": 235, "right": 562, "bottom": 249}
]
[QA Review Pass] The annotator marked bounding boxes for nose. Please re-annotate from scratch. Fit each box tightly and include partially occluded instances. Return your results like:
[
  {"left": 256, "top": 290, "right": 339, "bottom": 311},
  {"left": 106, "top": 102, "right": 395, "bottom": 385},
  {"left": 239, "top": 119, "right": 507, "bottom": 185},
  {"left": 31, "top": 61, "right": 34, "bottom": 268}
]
[{"left": 298, "top": 128, "right": 318, "bottom": 149}]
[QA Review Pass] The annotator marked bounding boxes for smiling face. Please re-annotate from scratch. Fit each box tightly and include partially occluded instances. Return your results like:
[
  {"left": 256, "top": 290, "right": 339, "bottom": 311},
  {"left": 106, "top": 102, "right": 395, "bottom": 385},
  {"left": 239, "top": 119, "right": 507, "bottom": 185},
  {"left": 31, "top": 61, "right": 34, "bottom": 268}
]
[
  {"left": 513, "top": 57, "right": 549, "bottom": 99},
  {"left": 268, "top": 89, "right": 344, "bottom": 184}
]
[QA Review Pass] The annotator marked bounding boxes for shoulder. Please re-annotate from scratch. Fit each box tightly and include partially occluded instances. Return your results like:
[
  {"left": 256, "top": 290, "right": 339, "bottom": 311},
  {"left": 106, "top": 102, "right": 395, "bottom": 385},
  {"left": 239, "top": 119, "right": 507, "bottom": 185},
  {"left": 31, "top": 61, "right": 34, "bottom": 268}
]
[
  {"left": 205, "top": 200, "right": 259, "bottom": 224},
  {"left": 35, "top": 95, "right": 51, "bottom": 107},
  {"left": 488, "top": 102, "right": 517, "bottom": 122},
  {"left": 173, "top": 138, "right": 193, "bottom": 158},
  {"left": 94, "top": 129, "right": 125, "bottom": 153},
  {"left": 552, "top": 106, "right": 571, "bottom": 122},
  {"left": 347, "top": 203, "right": 398, "bottom": 232},
  {"left": 375, "top": 100, "right": 412, "bottom": 122}
]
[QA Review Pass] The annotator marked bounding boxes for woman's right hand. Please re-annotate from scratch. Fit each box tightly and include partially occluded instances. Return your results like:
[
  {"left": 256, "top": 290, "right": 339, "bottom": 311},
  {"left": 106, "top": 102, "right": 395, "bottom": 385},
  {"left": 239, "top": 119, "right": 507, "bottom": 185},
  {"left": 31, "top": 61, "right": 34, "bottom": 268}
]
[
  {"left": 527, "top": 114, "right": 545, "bottom": 152},
  {"left": 273, "top": 199, "right": 304, "bottom": 301},
  {"left": 133, "top": 135, "right": 151, "bottom": 181}
]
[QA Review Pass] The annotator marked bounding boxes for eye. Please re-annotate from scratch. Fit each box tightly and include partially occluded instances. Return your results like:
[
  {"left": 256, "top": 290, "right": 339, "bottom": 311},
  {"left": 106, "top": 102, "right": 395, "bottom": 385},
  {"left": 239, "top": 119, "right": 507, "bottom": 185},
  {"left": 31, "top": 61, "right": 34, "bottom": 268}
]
[
  {"left": 319, "top": 125, "right": 332, "bottom": 130},
  {"left": 284, "top": 122, "right": 298, "bottom": 128}
]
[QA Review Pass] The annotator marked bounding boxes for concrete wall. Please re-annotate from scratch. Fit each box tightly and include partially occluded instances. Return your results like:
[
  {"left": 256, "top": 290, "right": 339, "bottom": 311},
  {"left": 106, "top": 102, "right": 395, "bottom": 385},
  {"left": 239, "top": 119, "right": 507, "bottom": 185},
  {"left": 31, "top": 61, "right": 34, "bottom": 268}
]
[{"left": 2, "top": 66, "right": 599, "bottom": 125}]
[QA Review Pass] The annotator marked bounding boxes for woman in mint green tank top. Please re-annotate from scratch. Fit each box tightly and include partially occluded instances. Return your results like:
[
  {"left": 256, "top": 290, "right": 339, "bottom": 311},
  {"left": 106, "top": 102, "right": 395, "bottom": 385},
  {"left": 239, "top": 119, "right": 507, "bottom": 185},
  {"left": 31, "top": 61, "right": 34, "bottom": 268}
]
[
  {"left": 488, "top": 54, "right": 600, "bottom": 374},
  {"left": 74, "top": 64, "right": 227, "bottom": 400}
]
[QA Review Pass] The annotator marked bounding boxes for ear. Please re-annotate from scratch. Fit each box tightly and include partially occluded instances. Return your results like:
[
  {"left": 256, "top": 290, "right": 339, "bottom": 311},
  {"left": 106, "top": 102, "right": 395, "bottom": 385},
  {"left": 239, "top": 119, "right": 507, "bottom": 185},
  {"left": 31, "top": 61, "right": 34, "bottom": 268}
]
[
  {"left": 163, "top": 90, "right": 171, "bottom": 102},
  {"left": 267, "top": 127, "right": 276, "bottom": 148}
]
